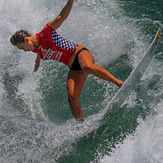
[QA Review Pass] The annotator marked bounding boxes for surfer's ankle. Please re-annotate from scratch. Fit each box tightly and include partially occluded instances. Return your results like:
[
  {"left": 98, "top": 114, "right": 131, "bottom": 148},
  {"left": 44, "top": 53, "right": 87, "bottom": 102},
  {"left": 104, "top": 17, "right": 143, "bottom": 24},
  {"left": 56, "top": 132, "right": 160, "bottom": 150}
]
[{"left": 76, "top": 116, "right": 84, "bottom": 123}]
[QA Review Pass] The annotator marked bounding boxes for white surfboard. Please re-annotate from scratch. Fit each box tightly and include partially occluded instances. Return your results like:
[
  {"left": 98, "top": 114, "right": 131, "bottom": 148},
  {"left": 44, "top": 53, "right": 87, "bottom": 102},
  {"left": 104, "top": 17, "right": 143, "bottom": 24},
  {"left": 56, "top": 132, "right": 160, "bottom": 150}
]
[{"left": 101, "top": 28, "right": 161, "bottom": 120}]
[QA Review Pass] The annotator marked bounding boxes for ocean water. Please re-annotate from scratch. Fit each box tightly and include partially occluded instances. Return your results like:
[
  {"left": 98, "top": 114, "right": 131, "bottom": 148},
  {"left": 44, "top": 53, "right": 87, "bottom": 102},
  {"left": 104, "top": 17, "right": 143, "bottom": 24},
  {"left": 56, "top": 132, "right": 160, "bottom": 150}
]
[{"left": 0, "top": 0, "right": 162, "bottom": 163}]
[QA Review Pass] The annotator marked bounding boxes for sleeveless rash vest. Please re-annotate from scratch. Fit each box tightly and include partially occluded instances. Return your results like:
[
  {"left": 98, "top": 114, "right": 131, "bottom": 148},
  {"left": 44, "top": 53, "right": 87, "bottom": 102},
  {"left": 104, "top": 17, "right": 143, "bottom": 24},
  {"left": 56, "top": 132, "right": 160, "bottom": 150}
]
[{"left": 32, "top": 24, "right": 78, "bottom": 66}]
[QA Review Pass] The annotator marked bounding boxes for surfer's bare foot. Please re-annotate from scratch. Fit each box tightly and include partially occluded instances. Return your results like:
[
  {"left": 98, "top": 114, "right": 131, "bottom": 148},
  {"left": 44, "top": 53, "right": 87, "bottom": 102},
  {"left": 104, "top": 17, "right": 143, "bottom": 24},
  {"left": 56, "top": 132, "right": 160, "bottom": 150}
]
[{"left": 116, "top": 80, "right": 125, "bottom": 87}]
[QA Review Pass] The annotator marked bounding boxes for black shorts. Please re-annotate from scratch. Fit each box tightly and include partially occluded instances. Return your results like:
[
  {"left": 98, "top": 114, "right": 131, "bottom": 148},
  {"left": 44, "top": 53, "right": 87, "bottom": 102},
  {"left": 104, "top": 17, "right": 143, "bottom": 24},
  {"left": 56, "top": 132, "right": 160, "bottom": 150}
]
[{"left": 70, "top": 48, "right": 89, "bottom": 71}]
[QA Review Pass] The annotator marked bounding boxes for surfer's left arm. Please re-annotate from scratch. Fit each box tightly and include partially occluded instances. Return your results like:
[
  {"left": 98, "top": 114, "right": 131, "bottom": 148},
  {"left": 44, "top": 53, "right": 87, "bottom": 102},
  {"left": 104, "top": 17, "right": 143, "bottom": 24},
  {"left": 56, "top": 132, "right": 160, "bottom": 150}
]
[
  {"left": 33, "top": 54, "right": 41, "bottom": 72},
  {"left": 48, "top": 0, "right": 74, "bottom": 30}
]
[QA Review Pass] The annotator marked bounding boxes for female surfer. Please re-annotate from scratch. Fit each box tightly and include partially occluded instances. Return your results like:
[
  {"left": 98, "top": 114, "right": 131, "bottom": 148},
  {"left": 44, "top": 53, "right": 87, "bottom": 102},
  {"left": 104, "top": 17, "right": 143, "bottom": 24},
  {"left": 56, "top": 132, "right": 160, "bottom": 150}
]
[{"left": 10, "top": 0, "right": 124, "bottom": 122}]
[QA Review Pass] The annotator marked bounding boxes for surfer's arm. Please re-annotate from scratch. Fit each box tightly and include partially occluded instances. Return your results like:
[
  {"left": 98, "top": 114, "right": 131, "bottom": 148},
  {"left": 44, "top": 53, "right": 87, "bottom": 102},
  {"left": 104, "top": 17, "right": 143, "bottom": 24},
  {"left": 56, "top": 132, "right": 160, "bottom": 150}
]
[
  {"left": 34, "top": 54, "right": 41, "bottom": 72},
  {"left": 48, "top": 0, "right": 74, "bottom": 30}
]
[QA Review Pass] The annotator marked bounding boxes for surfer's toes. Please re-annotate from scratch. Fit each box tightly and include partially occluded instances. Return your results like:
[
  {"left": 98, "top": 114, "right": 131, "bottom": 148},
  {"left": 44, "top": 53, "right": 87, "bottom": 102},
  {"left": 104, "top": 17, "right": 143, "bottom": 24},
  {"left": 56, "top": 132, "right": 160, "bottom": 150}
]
[{"left": 116, "top": 80, "right": 125, "bottom": 87}]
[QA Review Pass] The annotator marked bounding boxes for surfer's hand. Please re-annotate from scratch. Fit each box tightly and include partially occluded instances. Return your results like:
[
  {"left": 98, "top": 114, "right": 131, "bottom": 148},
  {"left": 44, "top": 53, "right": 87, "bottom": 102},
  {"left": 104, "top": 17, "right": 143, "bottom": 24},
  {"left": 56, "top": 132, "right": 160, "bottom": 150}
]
[
  {"left": 33, "top": 60, "right": 40, "bottom": 72},
  {"left": 33, "top": 66, "right": 39, "bottom": 72},
  {"left": 33, "top": 55, "right": 41, "bottom": 72}
]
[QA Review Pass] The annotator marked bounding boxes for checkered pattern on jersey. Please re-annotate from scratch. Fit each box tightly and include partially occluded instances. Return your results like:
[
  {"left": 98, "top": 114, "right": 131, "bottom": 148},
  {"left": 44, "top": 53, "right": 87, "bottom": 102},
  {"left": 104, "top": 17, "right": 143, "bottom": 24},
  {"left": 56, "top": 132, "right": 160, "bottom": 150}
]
[{"left": 51, "top": 30, "right": 77, "bottom": 51}]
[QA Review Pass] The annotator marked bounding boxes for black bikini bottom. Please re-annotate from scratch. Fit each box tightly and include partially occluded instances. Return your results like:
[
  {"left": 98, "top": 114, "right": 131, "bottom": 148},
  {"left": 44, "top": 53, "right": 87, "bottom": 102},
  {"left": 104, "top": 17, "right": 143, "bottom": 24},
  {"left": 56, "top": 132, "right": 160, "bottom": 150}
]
[{"left": 70, "top": 48, "right": 89, "bottom": 71}]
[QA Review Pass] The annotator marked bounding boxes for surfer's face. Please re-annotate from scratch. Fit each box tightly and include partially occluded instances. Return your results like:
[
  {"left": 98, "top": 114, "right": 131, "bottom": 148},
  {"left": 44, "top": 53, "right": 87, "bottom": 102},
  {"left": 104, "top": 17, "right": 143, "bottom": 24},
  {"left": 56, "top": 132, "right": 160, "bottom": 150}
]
[{"left": 17, "top": 37, "right": 34, "bottom": 52}]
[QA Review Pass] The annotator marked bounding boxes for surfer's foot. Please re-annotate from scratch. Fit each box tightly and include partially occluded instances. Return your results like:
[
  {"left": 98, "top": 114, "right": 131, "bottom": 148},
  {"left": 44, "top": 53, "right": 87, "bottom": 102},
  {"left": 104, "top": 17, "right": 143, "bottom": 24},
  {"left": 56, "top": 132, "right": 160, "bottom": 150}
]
[
  {"left": 116, "top": 80, "right": 125, "bottom": 87},
  {"left": 90, "top": 131, "right": 96, "bottom": 140}
]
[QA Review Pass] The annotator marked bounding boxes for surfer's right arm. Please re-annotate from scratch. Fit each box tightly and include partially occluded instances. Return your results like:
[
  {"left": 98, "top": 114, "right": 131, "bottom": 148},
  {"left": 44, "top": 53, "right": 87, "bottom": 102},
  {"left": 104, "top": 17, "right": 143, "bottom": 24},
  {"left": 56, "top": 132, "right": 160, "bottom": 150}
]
[
  {"left": 33, "top": 54, "right": 41, "bottom": 72},
  {"left": 48, "top": 0, "right": 74, "bottom": 30}
]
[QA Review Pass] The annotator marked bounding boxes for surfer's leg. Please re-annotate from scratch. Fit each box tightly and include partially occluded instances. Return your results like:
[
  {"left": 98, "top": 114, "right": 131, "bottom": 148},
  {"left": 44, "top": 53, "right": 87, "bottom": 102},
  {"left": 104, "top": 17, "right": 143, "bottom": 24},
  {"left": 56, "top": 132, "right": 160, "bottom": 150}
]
[
  {"left": 67, "top": 70, "right": 88, "bottom": 122},
  {"left": 78, "top": 50, "right": 124, "bottom": 87}
]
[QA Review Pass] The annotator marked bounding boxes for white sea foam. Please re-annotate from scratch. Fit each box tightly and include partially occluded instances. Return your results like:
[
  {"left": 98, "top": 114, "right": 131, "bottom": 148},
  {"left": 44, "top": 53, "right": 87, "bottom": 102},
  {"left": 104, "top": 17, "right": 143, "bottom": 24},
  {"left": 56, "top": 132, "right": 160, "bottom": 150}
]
[{"left": 99, "top": 101, "right": 163, "bottom": 163}]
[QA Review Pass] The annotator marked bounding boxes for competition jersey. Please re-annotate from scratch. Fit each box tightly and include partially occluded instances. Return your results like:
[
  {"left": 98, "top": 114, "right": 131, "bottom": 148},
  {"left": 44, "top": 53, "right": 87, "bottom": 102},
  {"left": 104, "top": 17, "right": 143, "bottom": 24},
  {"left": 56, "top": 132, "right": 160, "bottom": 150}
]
[{"left": 32, "top": 24, "right": 78, "bottom": 66}]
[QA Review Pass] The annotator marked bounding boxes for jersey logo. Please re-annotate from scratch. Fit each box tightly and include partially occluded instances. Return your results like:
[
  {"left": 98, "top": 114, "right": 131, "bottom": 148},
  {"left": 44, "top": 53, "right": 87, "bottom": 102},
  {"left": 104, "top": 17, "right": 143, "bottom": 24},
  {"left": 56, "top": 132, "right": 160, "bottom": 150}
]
[{"left": 38, "top": 45, "right": 63, "bottom": 61}]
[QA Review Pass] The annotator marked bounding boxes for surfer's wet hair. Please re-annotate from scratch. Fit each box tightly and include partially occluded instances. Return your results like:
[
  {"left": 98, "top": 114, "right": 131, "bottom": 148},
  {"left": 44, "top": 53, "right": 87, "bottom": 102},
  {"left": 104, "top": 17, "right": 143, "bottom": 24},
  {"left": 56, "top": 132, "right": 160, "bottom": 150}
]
[{"left": 10, "top": 30, "right": 31, "bottom": 46}]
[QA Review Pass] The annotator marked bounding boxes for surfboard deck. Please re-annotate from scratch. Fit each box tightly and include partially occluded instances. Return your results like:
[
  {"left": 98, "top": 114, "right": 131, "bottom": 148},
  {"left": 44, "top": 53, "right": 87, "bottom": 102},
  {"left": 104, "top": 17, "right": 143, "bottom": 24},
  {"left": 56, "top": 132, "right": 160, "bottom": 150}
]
[
  {"left": 83, "top": 28, "right": 160, "bottom": 140},
  {"left": 100, "top": 28, "right": 161, "bottom": 122}
]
